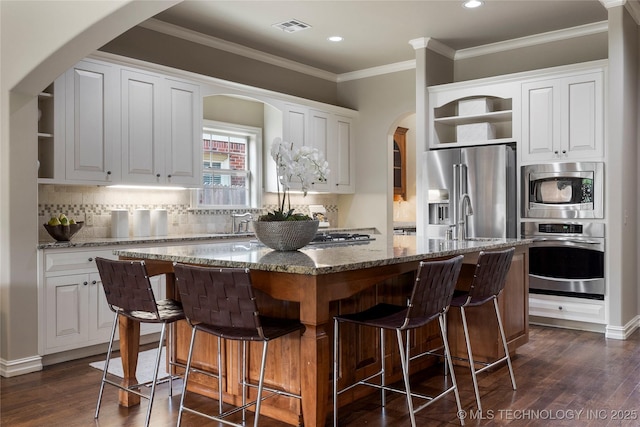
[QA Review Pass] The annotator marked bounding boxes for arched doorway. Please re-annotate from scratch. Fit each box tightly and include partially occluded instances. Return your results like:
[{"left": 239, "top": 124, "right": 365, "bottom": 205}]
[
  {"left": 390, "top": 113, "right": 416, "bottom": 233},
  {"left": 1, "top": 1, "right": 180, "bottom": 376}
]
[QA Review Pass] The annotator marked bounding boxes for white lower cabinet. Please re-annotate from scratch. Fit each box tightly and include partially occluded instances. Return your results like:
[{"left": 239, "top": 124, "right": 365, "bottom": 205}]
[
  {"left": 529, "top": 294, "right": 606, "bottom": 325},
  {"left": 40, "top": 247, "right": 165, "bottom": 355}
]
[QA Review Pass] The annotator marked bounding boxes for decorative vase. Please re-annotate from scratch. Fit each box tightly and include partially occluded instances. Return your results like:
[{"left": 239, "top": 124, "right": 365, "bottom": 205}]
[{"left": 253, "top": 220, "right": 319, "bottom": 251}]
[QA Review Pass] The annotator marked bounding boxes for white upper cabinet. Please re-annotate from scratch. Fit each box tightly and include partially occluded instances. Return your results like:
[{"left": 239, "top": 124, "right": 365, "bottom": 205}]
[
  {"left": 333, "top": 115, "right": 355, "bottom": 193},
  {"left": 121, "top": 70, "right": 201, "bottom": 186},
  {"left": 269, "top": 104, "right": 355, "bottom": 194},
  {"left": 164, "top": 79, "right": 201, "bottom": 186},
  {"left": 39, "top": 58, "right": 202, "bottom": 187},
  {"left": 521, "top": 68, "right": 604, "bottom": 163},
  {"left": 283, "top": 103, "right": 308, "bottom": 149},
  {"left": 121, "top": 69, "right": 163, "bottom": 184},
  {"left": 307, "top": 109, "right": 332, "bottom": 192},
  {"left": 63, "top": 60, "right": 120, "bottom": 183}
]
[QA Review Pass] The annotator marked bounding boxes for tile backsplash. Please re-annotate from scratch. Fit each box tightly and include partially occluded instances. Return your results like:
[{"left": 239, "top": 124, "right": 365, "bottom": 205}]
[{"left": 38, "top": 184, "right": 338, "bottom": 240}]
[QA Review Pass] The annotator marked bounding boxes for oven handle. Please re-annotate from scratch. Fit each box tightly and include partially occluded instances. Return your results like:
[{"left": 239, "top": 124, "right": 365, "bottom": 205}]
[
  {"left": 527, "top": 237, "right": 605, "bottom": 251},
  {"left": 530, "top": 237, "right": 601, "bottom": 245}
]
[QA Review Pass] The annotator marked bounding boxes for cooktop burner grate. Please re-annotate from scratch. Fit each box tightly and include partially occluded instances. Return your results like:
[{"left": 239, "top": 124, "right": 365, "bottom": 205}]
[{"left": 309, "top": 233, "right": 374, "bottom": 244}]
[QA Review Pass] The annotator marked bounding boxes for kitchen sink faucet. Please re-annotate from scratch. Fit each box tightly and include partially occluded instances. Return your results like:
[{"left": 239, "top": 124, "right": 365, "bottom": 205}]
[
  {"left": 231, "top": 212, "right": 253, "bottom": 233},
  {"left": 458, "top": 193, "right": 474, "bottom": 240}
]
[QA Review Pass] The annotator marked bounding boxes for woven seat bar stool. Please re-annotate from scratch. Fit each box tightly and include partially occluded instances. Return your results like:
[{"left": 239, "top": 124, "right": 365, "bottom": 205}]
[
  {"left": 173, "top": 263, "right": 305, "bottom": 427},
  {"left": 94, "top": 257, "right": 185, "bottom": 427},
  {"left": 333, "top": 255, "right": 466, "bottom": 427},
  {"left": 450, "top": 247, "right": 517, "bottom": 413}
]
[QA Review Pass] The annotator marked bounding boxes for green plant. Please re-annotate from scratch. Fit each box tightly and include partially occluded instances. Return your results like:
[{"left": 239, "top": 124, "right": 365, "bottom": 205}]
[{"left": 259, "top": 138, "right": 329, "bottom": 221}]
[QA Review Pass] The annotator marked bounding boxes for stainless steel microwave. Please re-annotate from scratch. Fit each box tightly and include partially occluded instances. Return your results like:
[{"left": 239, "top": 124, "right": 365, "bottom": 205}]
[{"left": 522, "top": 162, "right": 604, "bottom": 219}]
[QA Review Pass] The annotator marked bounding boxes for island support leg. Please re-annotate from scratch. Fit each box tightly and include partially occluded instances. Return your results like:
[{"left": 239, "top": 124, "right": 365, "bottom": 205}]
[
  {"left": 300, "top": 323, "right": 330, "bottom": 427},
  {"left": 118, "top": 315, "right": 141, "bottom": 406}
]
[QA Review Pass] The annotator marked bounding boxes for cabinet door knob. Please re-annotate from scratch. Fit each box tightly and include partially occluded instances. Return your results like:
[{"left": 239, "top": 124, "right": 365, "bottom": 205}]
[
  {"left": 558, "top": 306, "right": 563, "bottom": 311},
  {"left": 167, "top": 174, "right": 172, "bottom": 179},
  {"left": 107, "top": 171, "right": 112, "bottom": 176},
  {"left": 554, "top": 150, "right": 559, "bottom": 155},
  {"left": 92, "top": 280, "right": 97, "bottom": 285},
  {"left": 88, "top": 257, "right": 93, "bottom": 262},
  {"left": 83, "top": 281, "right": 88, "bottom": 286},
  {"left": 156, "top": 173, "right": 161, "bottom": 178},
  {"left": 562, "top": 150, "right": 567, "bottom": 154}
]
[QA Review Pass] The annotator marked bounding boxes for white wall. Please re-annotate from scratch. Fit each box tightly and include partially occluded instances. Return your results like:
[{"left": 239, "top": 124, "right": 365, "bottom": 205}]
[
  {"left": 0, "top": 0, "right": 180, "bottom": 376},
  {"left": 336, "top": 70, "right": 416, "bottom": 236}
]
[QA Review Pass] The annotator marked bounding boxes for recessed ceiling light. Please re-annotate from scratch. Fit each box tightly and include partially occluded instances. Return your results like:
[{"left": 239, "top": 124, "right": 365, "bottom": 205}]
[
  {"left": 327, "top": 36, "right": 343, "bottom": 42},
  {"left": 463, "top": 0, "right": 484, "bottom": 8}
]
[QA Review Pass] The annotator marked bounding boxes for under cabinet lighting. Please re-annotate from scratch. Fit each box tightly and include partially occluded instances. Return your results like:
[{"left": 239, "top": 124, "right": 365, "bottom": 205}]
[
  {"left": 463, "top": 0, "right": 484, "bottom": 8},
  {"left": 107, "top": 185, "right": 187, "bottom": 191},
  {"left": 328, "top": 36, "right": 343, "bottom": 42}
]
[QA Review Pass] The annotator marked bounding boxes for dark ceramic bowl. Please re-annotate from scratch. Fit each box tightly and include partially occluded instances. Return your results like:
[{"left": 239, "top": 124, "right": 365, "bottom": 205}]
[{"left": 43, "top": 222, "right": 84, "bottom": 241}]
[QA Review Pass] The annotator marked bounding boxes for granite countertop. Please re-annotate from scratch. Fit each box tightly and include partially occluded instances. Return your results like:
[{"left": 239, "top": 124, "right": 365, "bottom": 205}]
[
  {"left": 37, "top": 227, "right": 378, "bottom": 250},
  {"left": 114, "top": 235, "right": 532, "bottom": 276}
]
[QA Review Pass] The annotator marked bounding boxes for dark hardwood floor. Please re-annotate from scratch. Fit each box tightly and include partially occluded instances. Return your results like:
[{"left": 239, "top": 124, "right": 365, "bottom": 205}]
[{"left": 2, "top": 325, "right": 639, "bottom": 426}]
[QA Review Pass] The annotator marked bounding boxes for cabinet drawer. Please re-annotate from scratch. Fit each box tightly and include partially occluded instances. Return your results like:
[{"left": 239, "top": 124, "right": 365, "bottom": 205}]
[
  {"left": 529, "top": 294, "right": 605, "bottom": 324},
  {"left": 44, "top": 249, "right": 116, "bottom": 274}
]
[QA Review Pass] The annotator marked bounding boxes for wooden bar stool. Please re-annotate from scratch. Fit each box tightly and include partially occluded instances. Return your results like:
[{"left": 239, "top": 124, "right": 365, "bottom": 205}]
[
  {"left": 94, "top": 257, "right": 185, "bottom": 427},
  {"left": 333, "top": 255, "right": 466, "bottom": 426},
  {"left": 173, "top": 263, "right": 305, "bottom": 427},
  {"left": 449, "top": 247, "right": 517, "bottom": 413}
]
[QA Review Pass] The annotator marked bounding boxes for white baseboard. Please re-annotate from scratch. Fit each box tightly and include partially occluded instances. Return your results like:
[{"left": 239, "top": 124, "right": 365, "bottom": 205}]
[
  {"left": 605, "top": 315, "right": 640, "bottom": 340},
  {"left": 0, "top": 355, "right": 43, "bottom": 378}
]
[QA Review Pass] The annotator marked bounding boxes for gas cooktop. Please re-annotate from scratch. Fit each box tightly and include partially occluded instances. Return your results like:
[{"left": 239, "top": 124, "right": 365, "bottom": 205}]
[{"left": 309, "top": 232, "right": 374, "bottom": 245}]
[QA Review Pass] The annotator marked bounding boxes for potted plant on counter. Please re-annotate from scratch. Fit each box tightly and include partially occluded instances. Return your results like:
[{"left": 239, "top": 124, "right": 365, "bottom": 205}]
[{"left": 254, "top": 137, "right": 329, "bottom": 251}]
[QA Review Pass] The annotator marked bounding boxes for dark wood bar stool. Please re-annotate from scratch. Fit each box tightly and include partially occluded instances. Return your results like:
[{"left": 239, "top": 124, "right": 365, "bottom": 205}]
[
  {"left": 94, "top": 257, "right": 185, "bottom": 427},
  {"left": 449, "top": 247, "right": 517, "bottom": 413},
  {"left": 173, "top": 263, "right": 305, "bottom": 427},
  {"left": 333, "top": 255, "right": 466, "bottom": 427}
]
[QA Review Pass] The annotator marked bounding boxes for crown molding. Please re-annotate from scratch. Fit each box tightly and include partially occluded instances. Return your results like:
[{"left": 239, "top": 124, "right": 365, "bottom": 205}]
[
  {"left": 337, "top": 60, "right": 416, "bottom": 82},
  {"left": 600, "top": 0, "right": 625, "bottom": 8},
  {"left": 409, "top": 37, "right": 456, "bottom": 59},
  {"left": 455, "top": 21, "right": 609, "bottom": 60},
  {"left": 139, "top": 18, "right": 339, "bottom": 82}
]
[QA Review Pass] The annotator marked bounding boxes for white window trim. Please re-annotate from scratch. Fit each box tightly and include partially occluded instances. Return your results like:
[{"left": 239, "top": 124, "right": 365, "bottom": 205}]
[{"left": 193, "top": 120, "right": 262, "bottom": 209}]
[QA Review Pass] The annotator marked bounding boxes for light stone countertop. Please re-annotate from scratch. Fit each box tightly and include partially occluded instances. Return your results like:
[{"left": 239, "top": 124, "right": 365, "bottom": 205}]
[
  {"left": 37, "top": 227, "right": 378, "bottom": 250},
  {"left": 113, "top": 235, "right": 531, "bottom": 276}
]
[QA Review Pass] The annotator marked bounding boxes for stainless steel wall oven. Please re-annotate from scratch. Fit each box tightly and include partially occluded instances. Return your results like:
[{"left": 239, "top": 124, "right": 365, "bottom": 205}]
[
  {"left": 522, "top": 162, "right": 604, "bottom": 219},
  {"left": 522, "top": 222, "right": 604, "bottom": 300}
]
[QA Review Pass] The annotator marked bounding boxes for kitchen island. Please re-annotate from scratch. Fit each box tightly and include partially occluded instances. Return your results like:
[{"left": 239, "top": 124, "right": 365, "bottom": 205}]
[{"left": 114, "top": 235, "right": 530, "bottom": 426}]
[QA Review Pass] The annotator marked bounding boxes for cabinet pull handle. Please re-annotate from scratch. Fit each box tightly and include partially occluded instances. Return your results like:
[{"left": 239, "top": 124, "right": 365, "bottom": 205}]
[
  {"left": 92, "top": 280, "right": 97, "bottom": 285},
  {"left": 156, "top": 173, "right": 161, "bottom": 178},
  {"left": 107, "top": 171, "right": 112, "bottom": 176},
  {"left": 167, "top": 174, "right": 172, "bottom": 178},
  {"left": 88, "top": 257, "right": 93, "bottom": 262},
  {"left": 562, "top": 150, "right": 567, "bottom": 154},
  {"left": 83, "top": 281, "right": 88, "bottom": 286}
]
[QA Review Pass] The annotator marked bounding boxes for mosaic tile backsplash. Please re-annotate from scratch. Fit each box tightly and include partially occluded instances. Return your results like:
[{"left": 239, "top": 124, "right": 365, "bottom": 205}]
[{"left": 38, "top": 184, "right": 339, "bottom": 240}]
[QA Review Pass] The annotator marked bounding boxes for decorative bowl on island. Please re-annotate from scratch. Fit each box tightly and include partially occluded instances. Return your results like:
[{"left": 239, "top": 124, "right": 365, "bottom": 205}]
[{"left": 43, "top": 222, "right": 84, "bottom": 242}]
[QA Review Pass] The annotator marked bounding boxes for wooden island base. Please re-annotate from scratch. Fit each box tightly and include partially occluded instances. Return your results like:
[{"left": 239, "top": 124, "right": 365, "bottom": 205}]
[{"left": 117, "top": 242, "right": 528, "bottom": 427}]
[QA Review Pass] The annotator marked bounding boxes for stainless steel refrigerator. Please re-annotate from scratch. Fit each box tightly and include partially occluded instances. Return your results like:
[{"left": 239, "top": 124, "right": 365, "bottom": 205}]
[{"left": 425, "top": 144, "right": 517, "bottom": 239}]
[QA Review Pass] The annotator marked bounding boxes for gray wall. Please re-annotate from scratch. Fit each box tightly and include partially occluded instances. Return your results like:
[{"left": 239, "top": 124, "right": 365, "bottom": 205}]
[
  {"left": 454, "top": 32, "right": 608, "bottom": 81},
  {"left": 101, "top": 26, "right": 340, "bottom": 106}
]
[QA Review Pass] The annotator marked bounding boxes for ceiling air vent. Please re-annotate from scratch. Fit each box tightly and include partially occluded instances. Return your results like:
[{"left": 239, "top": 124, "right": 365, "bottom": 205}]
[{"left": 272, "top": 19, "right": 312, "bottom": 33}]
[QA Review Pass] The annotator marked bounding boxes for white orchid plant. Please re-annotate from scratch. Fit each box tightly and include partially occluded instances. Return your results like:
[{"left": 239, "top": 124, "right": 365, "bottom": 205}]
[{"left": 259, "top": 137, "right": 330, "bottom": 221}]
